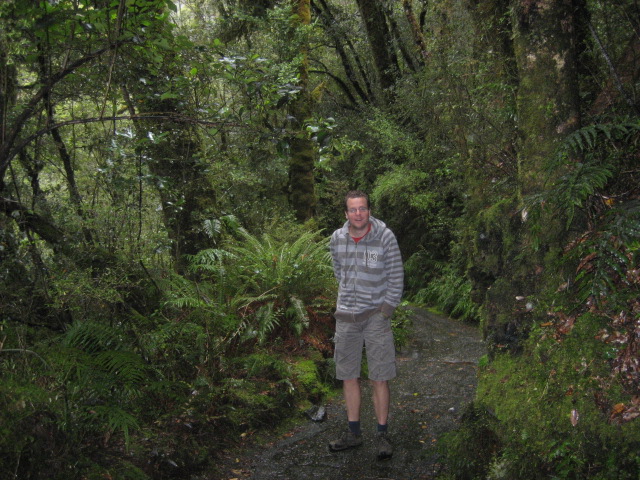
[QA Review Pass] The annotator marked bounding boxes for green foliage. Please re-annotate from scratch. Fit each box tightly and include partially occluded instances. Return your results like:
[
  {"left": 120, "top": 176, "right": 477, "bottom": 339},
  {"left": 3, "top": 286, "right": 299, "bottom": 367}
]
[
  {"left": 161, "top": 226, "right": 334, "bottom": 357},
  {"left": 0, "top": 320, "right": 151, "bottom": 478},
  {"left": 438, "top": 402, "right": 501, "bottom": 480},
  {"left": 217, "top": 228, "right": 335, "bottom": 346},
  {"left": 526, "top": 118, "right": 640, "bottom": 237},
  {"left": 57, "top": 321, "right": 148, "bottom": 450},
  {"left": 474, "top": 321, "right": 640, "bottom": 479},
  {"left": 290, "top": 356, "right": 332, "bottom": 402},
  {"left": 564, "top": 204, "right": 640, "bottom": 307},
  {"left": 414, "top": 263, "right": 479, "bottom": 322},
  {"left": 560, "top": 120, "right": 640, "bottom": 156}
]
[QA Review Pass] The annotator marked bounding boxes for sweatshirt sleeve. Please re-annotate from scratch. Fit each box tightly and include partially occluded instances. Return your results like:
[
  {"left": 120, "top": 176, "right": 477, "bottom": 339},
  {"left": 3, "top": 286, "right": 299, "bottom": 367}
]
[
  {"left": 380, "top": 230, "right": 404, "bottom": 316},
  {"left": 330, "top": 231, "right": 342, "bottom": 283}
]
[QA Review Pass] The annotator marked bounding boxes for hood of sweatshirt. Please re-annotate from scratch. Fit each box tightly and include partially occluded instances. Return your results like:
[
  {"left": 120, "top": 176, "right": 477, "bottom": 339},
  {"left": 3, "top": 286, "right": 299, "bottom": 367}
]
[{"left": 338, "top": 215, "right": 387, "bottom": 241}]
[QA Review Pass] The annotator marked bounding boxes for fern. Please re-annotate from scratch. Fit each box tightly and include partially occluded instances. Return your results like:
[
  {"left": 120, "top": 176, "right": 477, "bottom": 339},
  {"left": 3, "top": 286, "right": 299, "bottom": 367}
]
[
  {"left": 202, "top": 214, "right": 242, "bottom": 244},
  {"left": 286, "top": 295, "right": 310, "bottom": 336},
  {"left": 163, "top": 228, "right": 334, "bottom": 348},
  {"left": 57, "top": 321, "right": 147, "bottom": 448},
  {"left": 63, "top": 319, "right": 121, "bottom": 352},
  {"left": 566, "top": 203, "right": 640, "bottom": 306},
  {"left": 223, "top": 229, "right": 333, "bottom": 342},
  {"left": 554, "top": 162, "right": 613, "bottom": 227},
  {"left": 525, "top": 118, "right": 640, "bottom": 238},
  {"left": 559, "top": 120, "right": 640, "bottom": 158},
  {"left": 253, "top": 303, "right": 280, "bottom": 345},
  {"left": 92, "top": 405, "right": 139, "bottom": 451},
  {"left": 416, "top": 263, "right": 479, "bottom": 322}
]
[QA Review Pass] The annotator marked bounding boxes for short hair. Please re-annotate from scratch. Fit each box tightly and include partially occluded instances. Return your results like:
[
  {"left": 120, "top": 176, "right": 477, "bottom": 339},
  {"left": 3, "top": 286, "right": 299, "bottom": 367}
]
[{"left": 344, "top": 190, "right": 370, "bottom": 211}]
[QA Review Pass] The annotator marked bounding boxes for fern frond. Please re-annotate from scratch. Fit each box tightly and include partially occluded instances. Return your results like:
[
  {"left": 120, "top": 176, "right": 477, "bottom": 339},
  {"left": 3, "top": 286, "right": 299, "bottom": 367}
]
[
  {"left": 287, "top": 295, "right": 310, "bottom": 336},
  {"left": 93, "top": 350, "right": 148, "bottom": 394},
  {"left": 554, "top": 162, "right": 613, "bottom": 226},
  {"left": 63, "top": 320, "right": 120, "bottom": 352},
  {"left": 253, "top": 303, "right": 279, "bottom": 345},
  {"left": 565, "top": 203, "right": 640, "bottom": 306},
  {"left": 92, "top": 405, "right": 139, "bottom": 451},
  {"left": 558, "top": 119, "right": 640, "bottom": 160}
]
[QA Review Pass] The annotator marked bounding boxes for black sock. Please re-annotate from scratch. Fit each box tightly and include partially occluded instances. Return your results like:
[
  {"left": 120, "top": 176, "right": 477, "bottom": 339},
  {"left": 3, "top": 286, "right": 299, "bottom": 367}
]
[
  {"left": 377, "top": 423, "right": 388, "bottom": 433},
  {"left": 348, "top": 421, "right": 361, "bottom": 435}
]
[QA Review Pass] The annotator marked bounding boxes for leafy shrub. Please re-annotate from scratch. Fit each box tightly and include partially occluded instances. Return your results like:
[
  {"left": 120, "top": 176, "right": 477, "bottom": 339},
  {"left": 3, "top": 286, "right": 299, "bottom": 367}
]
[{"left": 165, "top": 227, "right": 335, "bottom": 351}]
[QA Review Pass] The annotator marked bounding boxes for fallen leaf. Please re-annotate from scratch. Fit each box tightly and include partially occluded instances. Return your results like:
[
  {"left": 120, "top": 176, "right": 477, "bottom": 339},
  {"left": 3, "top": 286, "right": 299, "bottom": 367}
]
[{"left": 612, "top": 403, "right": 626, "bottom": 415}]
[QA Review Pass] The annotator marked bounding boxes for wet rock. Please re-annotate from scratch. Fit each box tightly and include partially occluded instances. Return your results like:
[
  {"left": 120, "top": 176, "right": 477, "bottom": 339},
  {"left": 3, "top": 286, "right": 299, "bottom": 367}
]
[{"left": 304, "top": 405, "right": 327, "bottom": 422}]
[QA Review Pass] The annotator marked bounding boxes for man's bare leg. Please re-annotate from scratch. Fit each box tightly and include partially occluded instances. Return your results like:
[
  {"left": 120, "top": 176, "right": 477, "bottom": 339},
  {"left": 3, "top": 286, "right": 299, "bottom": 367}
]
[
  {"left": 371, "top": 379, "right": 390, "bottom": 425},
  {"left": 343, "top": 378, "right": 361, "bottom": 421},
  {"left": 328, "top": 378, "right": 363, "bottom": 451},
  {"left": 371, "top": 379, "right": 393, "bottom": 460}
]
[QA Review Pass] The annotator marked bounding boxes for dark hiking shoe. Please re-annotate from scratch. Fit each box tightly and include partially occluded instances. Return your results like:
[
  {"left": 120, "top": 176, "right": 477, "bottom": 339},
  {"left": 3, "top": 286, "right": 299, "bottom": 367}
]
[
  {"left": 328, "top": 431, "right": 362, "bottom": 452},
  {"left": 376, "top": 431, "right": 393, "bottom": 460}
]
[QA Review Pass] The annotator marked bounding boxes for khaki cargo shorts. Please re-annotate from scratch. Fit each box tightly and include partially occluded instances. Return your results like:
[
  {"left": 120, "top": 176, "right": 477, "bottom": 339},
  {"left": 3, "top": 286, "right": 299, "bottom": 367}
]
[{"left": 333, "top": 311, "right": 397, "bottom": 381}]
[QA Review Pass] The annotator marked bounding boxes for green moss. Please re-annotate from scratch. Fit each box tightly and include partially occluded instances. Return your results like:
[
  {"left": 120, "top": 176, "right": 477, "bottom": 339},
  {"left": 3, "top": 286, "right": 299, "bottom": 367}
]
[
  {"left": 474, "top": 312, "right": 640, "bottom": 478},
  {"left": 291, "top": 356, "right": 331, "bottom": 402}
]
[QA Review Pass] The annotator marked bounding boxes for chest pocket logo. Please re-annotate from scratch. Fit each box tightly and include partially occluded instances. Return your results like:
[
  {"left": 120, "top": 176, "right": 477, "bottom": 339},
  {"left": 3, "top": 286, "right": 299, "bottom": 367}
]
[{"left": 366, "top": 250, "right": 379, "bottom": 267}]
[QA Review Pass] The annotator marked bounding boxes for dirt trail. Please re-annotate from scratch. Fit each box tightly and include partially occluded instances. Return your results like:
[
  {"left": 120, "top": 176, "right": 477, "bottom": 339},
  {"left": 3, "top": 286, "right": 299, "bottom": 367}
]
[{"left": 222, "top": 308, "right": 486, "bottom": 480}]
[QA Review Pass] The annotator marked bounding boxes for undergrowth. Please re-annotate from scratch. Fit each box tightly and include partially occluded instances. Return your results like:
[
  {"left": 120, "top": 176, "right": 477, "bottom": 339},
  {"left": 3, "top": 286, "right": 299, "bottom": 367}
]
[{"left": 439, "top": 118, "right": 640, "bottom": 479}]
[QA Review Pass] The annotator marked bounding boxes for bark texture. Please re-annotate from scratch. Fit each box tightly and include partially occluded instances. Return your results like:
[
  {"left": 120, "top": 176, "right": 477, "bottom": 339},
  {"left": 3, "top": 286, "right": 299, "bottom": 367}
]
[
  {"left": 355, "top": 0, "right": 399, "bottom": 92},
  {"left": 512, "top": 0, "right": 581, "bottom": 197},
  {"left": 288, "top": 0, "right": 317, "bottom": 222}
]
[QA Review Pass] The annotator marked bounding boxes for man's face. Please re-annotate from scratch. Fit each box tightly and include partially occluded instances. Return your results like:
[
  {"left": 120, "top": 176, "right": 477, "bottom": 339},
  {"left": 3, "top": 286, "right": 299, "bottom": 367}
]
[{"left": 345, "top": 197, "right": 370, "bottom": 231}]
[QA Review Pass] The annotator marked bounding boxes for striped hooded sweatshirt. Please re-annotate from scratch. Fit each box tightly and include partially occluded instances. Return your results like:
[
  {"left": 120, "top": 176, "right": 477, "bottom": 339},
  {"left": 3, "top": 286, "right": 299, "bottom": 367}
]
[{"left": 330, "top": 216, "right": 404, "bottom": 322}]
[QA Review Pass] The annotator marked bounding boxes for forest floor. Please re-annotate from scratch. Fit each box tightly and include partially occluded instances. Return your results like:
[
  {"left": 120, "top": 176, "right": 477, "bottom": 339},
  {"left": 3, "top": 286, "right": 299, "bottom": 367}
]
[{"left": 215, "top": 308, "right": 486, "bottom": 480}]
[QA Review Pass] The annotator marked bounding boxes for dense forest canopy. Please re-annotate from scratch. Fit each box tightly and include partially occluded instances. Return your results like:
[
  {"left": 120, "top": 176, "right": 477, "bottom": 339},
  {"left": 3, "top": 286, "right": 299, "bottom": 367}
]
[{"left": 1, "top": 0, "right": 639, "bottom": 478}]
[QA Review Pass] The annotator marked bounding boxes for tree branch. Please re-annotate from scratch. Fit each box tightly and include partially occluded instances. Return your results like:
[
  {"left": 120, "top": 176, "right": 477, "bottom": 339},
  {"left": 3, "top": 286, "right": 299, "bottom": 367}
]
[{"left": 0, "top": 39, "right": 131, "bottom": 183}]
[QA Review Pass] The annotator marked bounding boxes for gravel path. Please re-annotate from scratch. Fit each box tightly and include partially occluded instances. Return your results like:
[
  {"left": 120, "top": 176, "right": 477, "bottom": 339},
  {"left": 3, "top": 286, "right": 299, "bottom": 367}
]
[{"left": 221, "top": 308, "right": 486, "bottom": 480}]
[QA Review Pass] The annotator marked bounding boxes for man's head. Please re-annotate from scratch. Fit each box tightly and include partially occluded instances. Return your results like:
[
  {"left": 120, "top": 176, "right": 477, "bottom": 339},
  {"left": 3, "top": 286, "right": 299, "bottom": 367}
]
[
  {"left": 344, "top": 190, "right": 369, "bottom": 212},
  {"left": 344, "top": 190, "right": 370, "bottom": 233}
]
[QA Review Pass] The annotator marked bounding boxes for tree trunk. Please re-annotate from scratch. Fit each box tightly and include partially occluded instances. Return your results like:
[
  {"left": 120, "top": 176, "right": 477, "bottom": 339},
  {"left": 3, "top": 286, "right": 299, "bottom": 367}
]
[
  {"left": 124, "top": 87, "right": 216, "bottom": 273},
  {"left": 402, "top": 0, "right": 429, "bottom": 62},
  {"left": 355, "top": 0, "right": 399, "bottom": 93},
  {"left": 512, "top": 0, "right": 581, "bottom": 199},
  {"left": 288, "top": 0, "right": 317, "bottom": 222},
  {"left": 314, "top": 0, "right": 372, "bottom": 104},
  {"left": 469, "top": 0, "right": 583, "bottom": 350}
]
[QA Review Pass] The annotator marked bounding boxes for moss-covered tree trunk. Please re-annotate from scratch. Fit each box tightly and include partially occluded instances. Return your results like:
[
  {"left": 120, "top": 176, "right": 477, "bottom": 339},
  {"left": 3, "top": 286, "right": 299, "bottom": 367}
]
[
  {"left": 122, "top": 61, "right": 216, "bottom": 274},
  {"left": 477, "top": 0, "right": 582, "bottom": 350},
  {"left": 513, "top": 0, "right": 582, "bottom": 199},
  {"left": 288, "top": 0, "right": 317, "bottom": 222}
]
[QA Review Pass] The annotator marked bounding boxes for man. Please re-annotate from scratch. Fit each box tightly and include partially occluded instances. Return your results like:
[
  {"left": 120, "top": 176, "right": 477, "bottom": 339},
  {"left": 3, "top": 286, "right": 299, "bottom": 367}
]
[{"left": 328, "top": 190, "right": 404, "bottom": 460}]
